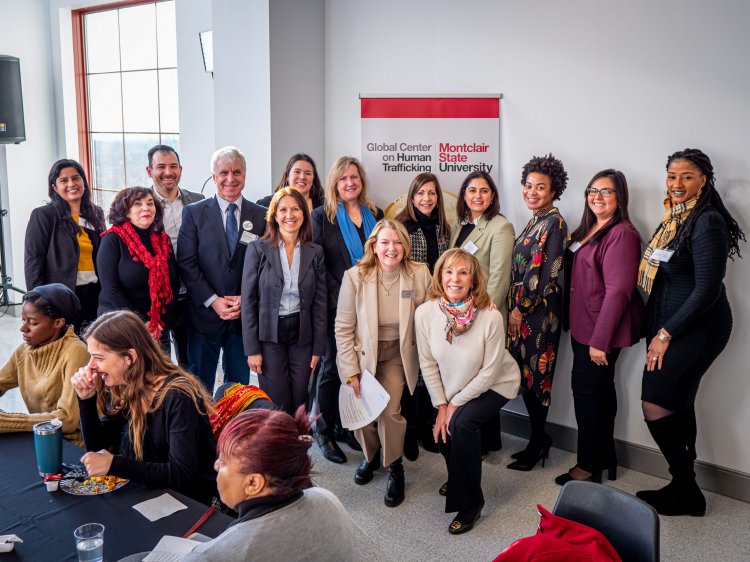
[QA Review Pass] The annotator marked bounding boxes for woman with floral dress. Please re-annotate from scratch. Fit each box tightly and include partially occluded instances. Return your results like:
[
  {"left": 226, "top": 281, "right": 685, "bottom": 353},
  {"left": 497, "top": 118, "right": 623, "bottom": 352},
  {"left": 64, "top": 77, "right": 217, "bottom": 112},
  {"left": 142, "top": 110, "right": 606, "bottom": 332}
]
[{"left": 506, "top": 154, "right": 569, "bottom": 471}]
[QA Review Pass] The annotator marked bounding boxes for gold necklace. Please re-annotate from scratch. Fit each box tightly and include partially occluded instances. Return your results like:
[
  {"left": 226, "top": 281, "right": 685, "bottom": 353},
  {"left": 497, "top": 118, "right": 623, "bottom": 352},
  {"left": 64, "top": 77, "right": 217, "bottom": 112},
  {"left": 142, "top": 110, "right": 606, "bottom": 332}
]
[{"left": 379, "top": 272, "right": 400, "bottom": 296}]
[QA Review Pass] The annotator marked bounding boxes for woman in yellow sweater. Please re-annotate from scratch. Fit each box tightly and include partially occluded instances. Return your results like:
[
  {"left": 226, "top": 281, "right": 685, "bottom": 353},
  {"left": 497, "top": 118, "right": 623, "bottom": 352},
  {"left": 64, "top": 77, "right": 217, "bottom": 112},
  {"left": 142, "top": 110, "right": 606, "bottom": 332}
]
[{"left": 0, "top": 284, "right": 89, "bottom": 446}]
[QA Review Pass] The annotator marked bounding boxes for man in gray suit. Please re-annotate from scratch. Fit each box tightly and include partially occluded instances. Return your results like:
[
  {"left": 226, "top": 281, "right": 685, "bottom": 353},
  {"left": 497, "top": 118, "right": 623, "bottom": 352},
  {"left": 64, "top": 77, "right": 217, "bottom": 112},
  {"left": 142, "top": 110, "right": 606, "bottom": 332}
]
[{"left": 147, "top": 144, "right": 204, "bottom": 367}]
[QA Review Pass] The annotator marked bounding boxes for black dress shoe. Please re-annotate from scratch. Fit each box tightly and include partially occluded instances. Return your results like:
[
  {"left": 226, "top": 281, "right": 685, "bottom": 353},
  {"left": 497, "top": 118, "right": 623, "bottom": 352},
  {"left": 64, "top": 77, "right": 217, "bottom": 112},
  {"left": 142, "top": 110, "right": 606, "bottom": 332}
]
[
  {"left": 354, "top": 454, "right": 381, "bottom": 485},
  {"left": 315, "top": 432, "right": 346, "bottom": 464},
  {"left": 384, "top": 458, "right": 405, "bottom": 507},
  {"left": 404, "top": 428, "right": 419, "bottom": 462},
  {"left": 448, "top": 499, "right": 484, "bottom": 535},
  {"left": 334, "top": 427, "right": 363, "bottom": 451}
]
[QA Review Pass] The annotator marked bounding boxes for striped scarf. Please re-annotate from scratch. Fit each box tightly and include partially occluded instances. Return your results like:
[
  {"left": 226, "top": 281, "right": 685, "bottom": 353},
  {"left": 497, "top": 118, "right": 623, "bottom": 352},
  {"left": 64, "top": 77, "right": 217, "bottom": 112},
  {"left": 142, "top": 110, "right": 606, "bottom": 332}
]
[
  {"left": 438, "top": 295, "right": 477, "bottom": 344},
  {"left": 637, "top": 194, "right": 699, "bottom": 294}
]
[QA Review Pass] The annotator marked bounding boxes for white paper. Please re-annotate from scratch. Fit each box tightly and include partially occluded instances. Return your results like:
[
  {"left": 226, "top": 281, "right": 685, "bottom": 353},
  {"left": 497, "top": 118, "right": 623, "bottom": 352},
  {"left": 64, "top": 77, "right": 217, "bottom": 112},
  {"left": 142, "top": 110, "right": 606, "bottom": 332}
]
[
  {"left": 240, "top": 231, "right": 258, "bottom": 244},
  {"left": 651, "top": 248, "right": 674, "bottom": 262},
  {"left": 339, "top": 370, "right": 390, "bottom": 430},
  {"left": 132, "top": 493, "right": 188, "bottom": 522},
  {"left": 568, "top": 241, "right": 582, "bottom": 253},
  {"left": 462, "top": 240, "right": 479, "bottom": 255},
  {"left": 143, "top": 536, "right": 202, "bottom": 562}
]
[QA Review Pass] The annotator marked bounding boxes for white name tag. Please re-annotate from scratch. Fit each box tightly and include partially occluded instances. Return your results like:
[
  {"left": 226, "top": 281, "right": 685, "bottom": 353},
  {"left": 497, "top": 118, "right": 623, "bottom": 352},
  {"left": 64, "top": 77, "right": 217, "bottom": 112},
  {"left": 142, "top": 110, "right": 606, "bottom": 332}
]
[
  {"left": 240, "top": 231, "right": 258, "bottom": 244},
  {"left": 569, "top": 241, "right": 582, "bottom": 253},
  {"left": 651, "top": 248, "right": 674, "bottom": 262},
  {"left": 78, "top": 217, "right": 94, "bottom": 230},
  {"left": 462, "top": 240, "right": 479, "bottom": 255}
]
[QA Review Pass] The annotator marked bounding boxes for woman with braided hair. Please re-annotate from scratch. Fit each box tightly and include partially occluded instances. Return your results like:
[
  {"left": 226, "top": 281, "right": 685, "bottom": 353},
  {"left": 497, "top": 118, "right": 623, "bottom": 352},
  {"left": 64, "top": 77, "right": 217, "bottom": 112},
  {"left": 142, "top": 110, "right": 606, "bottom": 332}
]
[{"left": 637, "top": 148, "right": 744, "bottom": 516}]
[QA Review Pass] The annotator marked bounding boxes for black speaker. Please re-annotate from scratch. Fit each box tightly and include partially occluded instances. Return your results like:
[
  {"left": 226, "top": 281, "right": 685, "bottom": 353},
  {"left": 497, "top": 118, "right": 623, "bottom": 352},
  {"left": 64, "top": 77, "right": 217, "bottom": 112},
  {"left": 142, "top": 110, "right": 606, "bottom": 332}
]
[{"left": 0, "top": 55, "right": 26, "bottom": 144}]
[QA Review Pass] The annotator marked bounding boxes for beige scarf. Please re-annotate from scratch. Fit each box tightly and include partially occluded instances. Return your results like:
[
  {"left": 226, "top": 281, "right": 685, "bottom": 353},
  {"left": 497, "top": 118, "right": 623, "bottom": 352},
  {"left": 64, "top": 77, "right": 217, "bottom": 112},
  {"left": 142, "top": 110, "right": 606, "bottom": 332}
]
[{"left": 637, "top": 194, "right": 700, "bottom": 294}]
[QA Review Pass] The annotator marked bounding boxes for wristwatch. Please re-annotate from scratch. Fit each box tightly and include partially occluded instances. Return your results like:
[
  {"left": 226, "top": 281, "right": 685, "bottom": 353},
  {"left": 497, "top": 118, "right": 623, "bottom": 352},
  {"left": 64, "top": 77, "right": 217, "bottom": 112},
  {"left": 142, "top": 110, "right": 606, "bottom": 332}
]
[{"left": 657, "top": 329, "right": 671, "bottom": 342}]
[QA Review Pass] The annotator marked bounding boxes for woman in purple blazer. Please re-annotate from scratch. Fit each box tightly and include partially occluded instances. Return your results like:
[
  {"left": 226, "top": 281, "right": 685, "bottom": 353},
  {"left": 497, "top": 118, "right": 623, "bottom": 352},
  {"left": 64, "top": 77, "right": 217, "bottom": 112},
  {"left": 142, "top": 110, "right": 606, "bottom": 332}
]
[{"left": 557, "top": 169, "right": 643, "bottom": 485}]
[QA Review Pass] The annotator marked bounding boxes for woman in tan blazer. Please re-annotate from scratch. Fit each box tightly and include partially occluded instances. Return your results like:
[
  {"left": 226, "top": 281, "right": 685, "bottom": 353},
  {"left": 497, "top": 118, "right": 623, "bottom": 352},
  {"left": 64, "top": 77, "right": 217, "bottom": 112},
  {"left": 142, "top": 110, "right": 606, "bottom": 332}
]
[{"left": 335, "top": 219, "right": 431, "bottom": 508}]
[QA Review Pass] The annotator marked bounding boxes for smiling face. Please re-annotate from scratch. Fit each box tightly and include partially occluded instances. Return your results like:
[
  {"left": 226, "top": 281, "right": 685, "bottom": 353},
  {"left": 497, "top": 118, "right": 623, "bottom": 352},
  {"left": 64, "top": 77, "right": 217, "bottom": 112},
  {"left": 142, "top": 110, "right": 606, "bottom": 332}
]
[
  {"left": 86, "top": 337, "right": 134, "bottom": 387},
  {"left": 523, "top": 171, "right": 555, "bottom": 211},
  {"left": 53, "top": 166, "right": 86, "bottom": 207},
  {"left": 441, "top": 258, "right": 472, "bottom": 303},
  {"left": 374, "top": 227, "right": 405, "bottom": 273},
  {"left": 147, "top": 151, "right": 182, "bottom": 197},
  {"left": 464, "top": 178, "right": 494, "bottom": 220},
  {"left": 275, "top": 195, "right": 304, "bottom": 238},
  {"left": 213, "top": 157, "right": 246, "bottom": 202},
  {"left": 667, "top": 159, "right": 706, "bottom": 205},
  {"left": 412, "top": 181, "right": 438, "bottom": 216},
  {"left": 587, "top": 176, "right": 618, "bottom": 222},
  {"left": 287, "top": 160, "right": 314, "bottom": 197},
  {"left": 126, "top": 194, "right": 157, "bottom": 229},
  {"left": 335, "top": 164, "right": 362, "bottom": 204},
  {"left": 20, "top": 302, "right": 65, "bottom": 348}
]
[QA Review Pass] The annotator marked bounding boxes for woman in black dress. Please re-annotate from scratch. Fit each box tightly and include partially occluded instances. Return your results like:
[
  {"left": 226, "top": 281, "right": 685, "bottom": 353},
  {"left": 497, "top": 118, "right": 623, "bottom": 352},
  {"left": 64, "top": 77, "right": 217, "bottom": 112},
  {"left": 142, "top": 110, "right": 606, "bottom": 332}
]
[
  {"left": 97, "top": 187, "right": 179, "bottom": 349},
  {"left": 506, "top": 154, "right": 569, "bottom": 471},
  {"left": 637, "top": 148, "right": 744, "bottom": 516},
  {"left": 24, "top": 159, "right": 106, "bottom": 333}
]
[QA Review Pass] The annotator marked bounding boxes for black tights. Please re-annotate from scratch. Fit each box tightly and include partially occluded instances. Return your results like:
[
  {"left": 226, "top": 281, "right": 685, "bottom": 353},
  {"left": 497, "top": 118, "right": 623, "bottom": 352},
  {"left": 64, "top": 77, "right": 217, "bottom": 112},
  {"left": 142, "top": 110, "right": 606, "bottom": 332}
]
[{"left": 522, "top": 392, "right": 549, "bottom": 450}]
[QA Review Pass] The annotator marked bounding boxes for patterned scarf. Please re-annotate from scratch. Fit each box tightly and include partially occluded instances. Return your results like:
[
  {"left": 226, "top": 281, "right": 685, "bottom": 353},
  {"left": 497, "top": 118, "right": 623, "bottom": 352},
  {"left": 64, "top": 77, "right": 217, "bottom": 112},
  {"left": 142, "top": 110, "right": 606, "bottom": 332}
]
[
  {"left": 438, "top": 295, "right": 477, "bottom": 344},
  {"left": 638, "top": 194, "right": 699, "bottom": 294},
  {"left": 210, "top": 384, "right": 271, "bottom": 440},
  {"left": 103, "top": 222, "right": 173, "bottom": 339}
]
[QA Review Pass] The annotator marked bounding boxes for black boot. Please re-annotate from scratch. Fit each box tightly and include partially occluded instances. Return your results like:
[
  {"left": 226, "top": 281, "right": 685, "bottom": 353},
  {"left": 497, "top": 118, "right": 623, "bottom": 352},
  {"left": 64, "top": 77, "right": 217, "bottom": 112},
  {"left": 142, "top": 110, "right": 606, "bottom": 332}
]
[
  {"left": 354, "top": 452, "right": 381, "bottom": 485},
  {"left": 384, "top": 458, "right": 405, "bottom": 507},
  {"left": 334, "top": 426, "right": 362, "bottom": 451},
  {"left": 637, "top": 411, "right": 705, "bottom": 516}
]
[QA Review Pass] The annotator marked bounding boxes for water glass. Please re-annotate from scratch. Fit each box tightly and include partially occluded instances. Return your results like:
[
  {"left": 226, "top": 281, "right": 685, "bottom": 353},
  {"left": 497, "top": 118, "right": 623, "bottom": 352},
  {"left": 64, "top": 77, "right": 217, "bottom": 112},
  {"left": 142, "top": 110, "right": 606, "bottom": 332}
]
[{"left": 74, "top": 523, "right": 105, "bottom": 562}]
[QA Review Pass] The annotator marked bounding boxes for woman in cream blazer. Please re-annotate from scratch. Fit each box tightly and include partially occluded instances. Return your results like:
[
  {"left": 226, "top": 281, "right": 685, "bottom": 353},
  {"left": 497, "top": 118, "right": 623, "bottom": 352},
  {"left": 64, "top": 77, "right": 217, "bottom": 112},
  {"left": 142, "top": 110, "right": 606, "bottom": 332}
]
[{"left": 335, "top": 219, "right": 431, "bottom": 508}]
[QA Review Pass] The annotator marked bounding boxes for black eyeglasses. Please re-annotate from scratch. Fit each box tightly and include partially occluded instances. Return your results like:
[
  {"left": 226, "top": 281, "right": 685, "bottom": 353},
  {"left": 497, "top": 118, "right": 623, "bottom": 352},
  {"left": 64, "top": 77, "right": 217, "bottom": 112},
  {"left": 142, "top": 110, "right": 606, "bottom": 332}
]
[{"left": 586, "top": 187, "right": 615, "bottom": 198}]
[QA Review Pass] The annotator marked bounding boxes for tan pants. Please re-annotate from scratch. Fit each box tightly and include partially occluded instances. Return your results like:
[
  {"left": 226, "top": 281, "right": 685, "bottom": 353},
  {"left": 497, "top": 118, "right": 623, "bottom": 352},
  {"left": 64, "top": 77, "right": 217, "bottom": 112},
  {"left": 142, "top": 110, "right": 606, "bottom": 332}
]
[{"left": 355, "top": 339, "right": 406, "bottom": 467}]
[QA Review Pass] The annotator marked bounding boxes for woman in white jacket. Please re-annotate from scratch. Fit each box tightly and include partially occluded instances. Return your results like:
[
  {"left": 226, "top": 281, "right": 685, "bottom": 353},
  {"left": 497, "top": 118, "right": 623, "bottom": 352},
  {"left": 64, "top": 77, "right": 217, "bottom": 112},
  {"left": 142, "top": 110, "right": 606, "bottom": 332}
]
[{"left": 415, "top": 248, "right": 520, "bottom": 535}]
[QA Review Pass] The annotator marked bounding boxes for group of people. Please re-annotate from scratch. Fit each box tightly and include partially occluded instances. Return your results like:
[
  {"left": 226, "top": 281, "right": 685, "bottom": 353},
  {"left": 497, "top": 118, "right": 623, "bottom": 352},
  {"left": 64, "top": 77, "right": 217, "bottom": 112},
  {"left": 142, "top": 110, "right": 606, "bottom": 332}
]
[{"left": 0, "top": 144, "right": 742, "bottom": 547}]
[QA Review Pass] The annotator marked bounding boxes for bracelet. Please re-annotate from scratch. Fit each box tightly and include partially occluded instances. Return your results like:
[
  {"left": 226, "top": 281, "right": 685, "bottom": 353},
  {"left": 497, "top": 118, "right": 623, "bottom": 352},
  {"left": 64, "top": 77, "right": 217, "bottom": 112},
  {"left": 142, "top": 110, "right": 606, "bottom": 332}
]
[
  {"left": 346, "top": 374, "right": 359, "bottom": 384},
  {"left": 511, "top": 309, "right": 522, "bottom": 321}
]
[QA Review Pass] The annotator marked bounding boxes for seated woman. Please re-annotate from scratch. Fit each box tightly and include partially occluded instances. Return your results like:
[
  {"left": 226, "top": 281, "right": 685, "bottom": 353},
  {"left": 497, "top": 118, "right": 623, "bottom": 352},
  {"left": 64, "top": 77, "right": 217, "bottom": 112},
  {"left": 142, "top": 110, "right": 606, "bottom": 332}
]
[
  {"left": 183, "top": 407, "right": 354, "bottom": 562},
  {"left": 415, "top": 249, "right": 520, "bottom": 534},
  {"left": 0, "top": 284, "right": 89, "bottom": 446},
  {"left": 72, "top": 310, "right": 217, "bottom": 504},
  {"left": 97, "top": 187, "right": 179, "bottom": 348}
]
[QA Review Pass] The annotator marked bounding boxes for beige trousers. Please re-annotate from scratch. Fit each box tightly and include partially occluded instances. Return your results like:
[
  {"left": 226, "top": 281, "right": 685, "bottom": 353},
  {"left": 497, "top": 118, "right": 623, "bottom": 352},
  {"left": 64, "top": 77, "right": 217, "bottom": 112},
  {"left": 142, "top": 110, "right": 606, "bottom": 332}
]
[{"left": 354, "top": 339, "right": 406, "bottom": 467}]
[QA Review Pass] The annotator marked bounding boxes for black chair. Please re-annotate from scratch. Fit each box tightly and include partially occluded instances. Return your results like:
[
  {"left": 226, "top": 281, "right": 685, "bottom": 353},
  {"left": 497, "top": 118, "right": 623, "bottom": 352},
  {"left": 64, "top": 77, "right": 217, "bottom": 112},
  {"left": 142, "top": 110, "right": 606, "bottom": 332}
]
[{"left": 553, "top": 481, "right": 660, "bottom": 562}]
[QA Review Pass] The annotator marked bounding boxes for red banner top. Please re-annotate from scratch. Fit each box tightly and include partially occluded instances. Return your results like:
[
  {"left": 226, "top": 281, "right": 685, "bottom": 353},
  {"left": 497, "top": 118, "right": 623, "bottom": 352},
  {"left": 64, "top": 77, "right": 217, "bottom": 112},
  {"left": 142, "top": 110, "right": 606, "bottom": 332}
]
[{"left": 361, "top": 97, "right": 500, "bottom": 119}]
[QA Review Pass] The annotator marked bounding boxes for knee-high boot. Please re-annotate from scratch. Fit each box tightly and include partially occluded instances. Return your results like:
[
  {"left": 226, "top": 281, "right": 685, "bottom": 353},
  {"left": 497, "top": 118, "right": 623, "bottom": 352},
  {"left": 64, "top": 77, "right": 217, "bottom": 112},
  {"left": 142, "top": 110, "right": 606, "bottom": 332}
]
[{"left": 637, "top": 411, "right": 705, "bottom": 516}]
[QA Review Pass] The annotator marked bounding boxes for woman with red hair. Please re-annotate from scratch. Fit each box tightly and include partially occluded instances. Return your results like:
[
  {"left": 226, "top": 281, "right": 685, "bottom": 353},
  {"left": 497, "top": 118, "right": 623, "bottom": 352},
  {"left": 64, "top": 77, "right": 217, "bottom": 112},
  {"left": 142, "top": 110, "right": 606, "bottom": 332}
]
[{"left": 183, "top": 407, "right": 354, "bottom": 561}]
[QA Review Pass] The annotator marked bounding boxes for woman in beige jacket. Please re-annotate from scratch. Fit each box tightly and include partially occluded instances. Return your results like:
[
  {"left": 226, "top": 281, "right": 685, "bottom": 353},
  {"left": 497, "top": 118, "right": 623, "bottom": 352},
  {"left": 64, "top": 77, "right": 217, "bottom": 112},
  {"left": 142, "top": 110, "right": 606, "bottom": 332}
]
[{"left": 335, "top": 219, "right": 431, "bottom": 507}]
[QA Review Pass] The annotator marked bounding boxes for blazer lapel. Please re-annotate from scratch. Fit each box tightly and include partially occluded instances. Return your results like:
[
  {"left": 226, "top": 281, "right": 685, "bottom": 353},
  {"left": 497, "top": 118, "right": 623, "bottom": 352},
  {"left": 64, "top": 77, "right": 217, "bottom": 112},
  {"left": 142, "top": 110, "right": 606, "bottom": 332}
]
[
  {"left": 464, "top": 215, "right": 489, "bottom": 248},
  {"left": 298, "top": 243, "right": 314, "bottom": 284},
  {"left": 263, "top": 241, "right": 284, "bottom": 282},
  {"left": 398, "top": 269, "right": 415, "bottom": 344}
]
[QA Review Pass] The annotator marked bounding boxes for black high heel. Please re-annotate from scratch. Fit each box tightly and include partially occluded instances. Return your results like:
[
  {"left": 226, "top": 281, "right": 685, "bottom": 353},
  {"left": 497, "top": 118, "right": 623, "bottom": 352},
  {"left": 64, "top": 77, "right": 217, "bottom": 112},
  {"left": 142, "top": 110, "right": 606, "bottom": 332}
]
[
  {"left": 507, "top": 437, "right": 552, "bottom": 471},
  {"left": 510, "top": 434, "right": 552, "bottom": 460}
]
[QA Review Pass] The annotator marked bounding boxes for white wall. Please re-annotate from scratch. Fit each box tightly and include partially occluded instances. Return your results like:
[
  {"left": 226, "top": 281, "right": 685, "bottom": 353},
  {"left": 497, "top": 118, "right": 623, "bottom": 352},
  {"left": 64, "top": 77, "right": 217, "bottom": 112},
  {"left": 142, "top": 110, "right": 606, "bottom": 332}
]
[
  {"left": 325, "top": 0, "right": 750, "bottom": 473},
  {"left": 0, "top": 0, "right": 57, "bottom": 295}
]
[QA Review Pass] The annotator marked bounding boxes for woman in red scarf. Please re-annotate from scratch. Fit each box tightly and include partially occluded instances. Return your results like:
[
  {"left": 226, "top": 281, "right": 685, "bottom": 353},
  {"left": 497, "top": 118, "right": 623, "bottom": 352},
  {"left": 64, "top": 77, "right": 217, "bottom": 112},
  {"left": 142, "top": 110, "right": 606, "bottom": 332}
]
[{"left": 97, "top": 187, "right": 179, "bottom": 350}]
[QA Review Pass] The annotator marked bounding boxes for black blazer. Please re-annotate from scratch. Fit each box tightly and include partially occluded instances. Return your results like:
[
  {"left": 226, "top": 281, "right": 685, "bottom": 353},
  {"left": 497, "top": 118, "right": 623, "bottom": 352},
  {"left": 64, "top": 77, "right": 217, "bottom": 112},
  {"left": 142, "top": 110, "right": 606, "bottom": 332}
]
[
  {"left": 240, "top": 239, "right": 327, "bottom": 356},
  {"left": 24, "top": 203, "right": 104, "bottom": 292},
  {"left": 311, "top": 206, "right": 384, "bottom": 309},
  {"left": 176, "top": 196, "right": 267, "bottom": 334}
]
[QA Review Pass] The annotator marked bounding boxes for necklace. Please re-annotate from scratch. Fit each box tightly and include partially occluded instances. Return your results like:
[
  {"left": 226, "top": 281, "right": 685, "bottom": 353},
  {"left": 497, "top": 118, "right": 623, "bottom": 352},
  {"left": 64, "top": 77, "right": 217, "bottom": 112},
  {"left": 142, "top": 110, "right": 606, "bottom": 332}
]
[{"left": 379, "top": 271, "right": 400, "bottom": 296}]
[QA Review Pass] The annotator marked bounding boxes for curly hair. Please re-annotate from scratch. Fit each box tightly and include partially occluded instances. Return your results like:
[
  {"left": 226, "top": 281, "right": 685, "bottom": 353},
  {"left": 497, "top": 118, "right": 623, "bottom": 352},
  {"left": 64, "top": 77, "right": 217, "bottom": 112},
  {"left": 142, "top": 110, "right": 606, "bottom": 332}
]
[
  {"left": 520, "top": 154, "right": 569, "bottom": 201},
  {"left": 107, "top": 187, "right": 164, "bottom": 232},
  {"left": 663, "top": 148, "right": 745, "bottom": 259}
]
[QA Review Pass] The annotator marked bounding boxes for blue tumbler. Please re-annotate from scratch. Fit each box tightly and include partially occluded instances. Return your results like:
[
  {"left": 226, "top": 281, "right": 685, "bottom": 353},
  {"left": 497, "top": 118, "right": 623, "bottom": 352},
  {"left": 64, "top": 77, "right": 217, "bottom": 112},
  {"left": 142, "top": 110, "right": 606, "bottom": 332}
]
[{"left": 33, "top": 419, "right": 63, "bottom": 476}]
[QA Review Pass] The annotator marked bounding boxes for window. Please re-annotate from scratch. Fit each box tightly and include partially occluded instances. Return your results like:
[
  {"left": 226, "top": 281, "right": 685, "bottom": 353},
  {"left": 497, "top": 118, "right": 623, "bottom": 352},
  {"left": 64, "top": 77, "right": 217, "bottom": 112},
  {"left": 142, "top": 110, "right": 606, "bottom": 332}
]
[{"left": 73, "top": 1, "right": 179, "bottom": 211}]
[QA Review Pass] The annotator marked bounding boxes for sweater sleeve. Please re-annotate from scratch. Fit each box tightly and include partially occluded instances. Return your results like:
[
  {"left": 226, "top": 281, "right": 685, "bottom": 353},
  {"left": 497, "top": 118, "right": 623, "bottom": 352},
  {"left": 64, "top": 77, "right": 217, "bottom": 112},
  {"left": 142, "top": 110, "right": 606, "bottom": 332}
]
[
  {"left": 108, "top": 390, "right": 212, "bottom": 491},
  {"left": 97, "top": 233, "right": 136, "bottom": 311},
  {"left": 415, "top": 304, "right": 448, "bottom": 407},
  {"left": 0, "top": 347, "right": 20, "bottom": 396},
  {"left": 589, "top": 227, "right": 642, "bottom": 352},
  {"left": 78, "top": 395, "right": 127, "bottom": 452},
  {"left": 450, "top": 311, "right": 510, "bottom": 406},
  {"left": 663, "top": 213, "right": 730, "bottom": 337}
]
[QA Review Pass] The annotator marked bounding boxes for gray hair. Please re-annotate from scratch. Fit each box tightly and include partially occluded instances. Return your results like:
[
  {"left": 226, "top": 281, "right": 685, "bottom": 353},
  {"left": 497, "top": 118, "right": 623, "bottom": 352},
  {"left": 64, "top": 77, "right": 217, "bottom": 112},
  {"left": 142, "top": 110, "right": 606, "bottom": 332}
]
[{"left": 211, "top": 146, "right": 247, "bottom": 174}]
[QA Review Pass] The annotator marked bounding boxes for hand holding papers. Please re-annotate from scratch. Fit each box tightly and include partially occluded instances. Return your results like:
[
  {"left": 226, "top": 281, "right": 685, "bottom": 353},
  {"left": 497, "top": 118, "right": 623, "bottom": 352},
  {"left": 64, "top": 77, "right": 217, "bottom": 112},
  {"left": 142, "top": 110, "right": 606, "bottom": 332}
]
[{"left": 339, "top": 370, "right": 390, "bottom": 430}]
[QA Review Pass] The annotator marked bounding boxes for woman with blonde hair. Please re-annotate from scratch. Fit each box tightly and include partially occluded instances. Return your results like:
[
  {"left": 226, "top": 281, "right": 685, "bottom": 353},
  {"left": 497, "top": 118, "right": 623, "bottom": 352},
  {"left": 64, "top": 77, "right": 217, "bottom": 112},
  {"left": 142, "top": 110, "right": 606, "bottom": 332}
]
[
  {"left": 311, "top": 157, "right": 384, "bottom": 463},
  {"left": 416, "top": 249, "right": 520, "bottom": 534},
  {"left": 336, "top": 219, "right": 431, "bottom": 507},
  {"left": 71, "top": 310, "right": 217, "bottom": 504}
]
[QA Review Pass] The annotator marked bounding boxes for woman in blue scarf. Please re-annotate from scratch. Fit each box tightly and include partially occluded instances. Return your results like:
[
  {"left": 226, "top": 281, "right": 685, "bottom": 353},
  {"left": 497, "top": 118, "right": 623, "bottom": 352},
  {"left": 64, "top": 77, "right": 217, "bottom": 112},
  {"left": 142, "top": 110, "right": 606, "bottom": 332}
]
[{"left": 311, "top": 157, "right": 383, "bottom": 463}]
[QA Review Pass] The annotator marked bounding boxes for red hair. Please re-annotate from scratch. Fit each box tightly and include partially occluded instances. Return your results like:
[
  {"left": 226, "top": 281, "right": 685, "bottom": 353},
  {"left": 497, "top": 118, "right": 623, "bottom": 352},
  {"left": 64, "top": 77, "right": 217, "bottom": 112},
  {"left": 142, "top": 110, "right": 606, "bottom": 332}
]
[{"left": 218, "top": 406, "right": 313, "bottom": 495}]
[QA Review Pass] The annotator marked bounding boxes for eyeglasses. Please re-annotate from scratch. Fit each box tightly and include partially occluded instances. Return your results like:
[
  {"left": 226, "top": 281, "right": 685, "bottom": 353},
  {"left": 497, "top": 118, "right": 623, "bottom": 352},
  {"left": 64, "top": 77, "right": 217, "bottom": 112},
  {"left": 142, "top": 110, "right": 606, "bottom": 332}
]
[{"left": 586, "top": 187, "right": 615, "bottom": 198}]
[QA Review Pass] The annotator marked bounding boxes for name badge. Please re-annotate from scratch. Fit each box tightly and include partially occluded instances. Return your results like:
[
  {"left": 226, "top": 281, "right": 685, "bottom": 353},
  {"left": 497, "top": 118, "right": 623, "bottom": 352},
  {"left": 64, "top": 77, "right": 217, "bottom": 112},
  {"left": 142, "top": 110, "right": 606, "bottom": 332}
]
[
  {"left": 240, "top": 231, "right": 258, "bottom": 244},
  {"left": 462, "top": 240, "right": 479, "bottom": 255},
  {"left": 568, "top": 241, "right": 582, "bottom": 253},
  {"left": 651, "top": 248, "right": 674, "bottom": 262},
  {"left": 401, "top": 290, "right": 416, "bottom": 299},
  {"left": 78, "top": 217, "right": 94, "bottom": 230}
]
